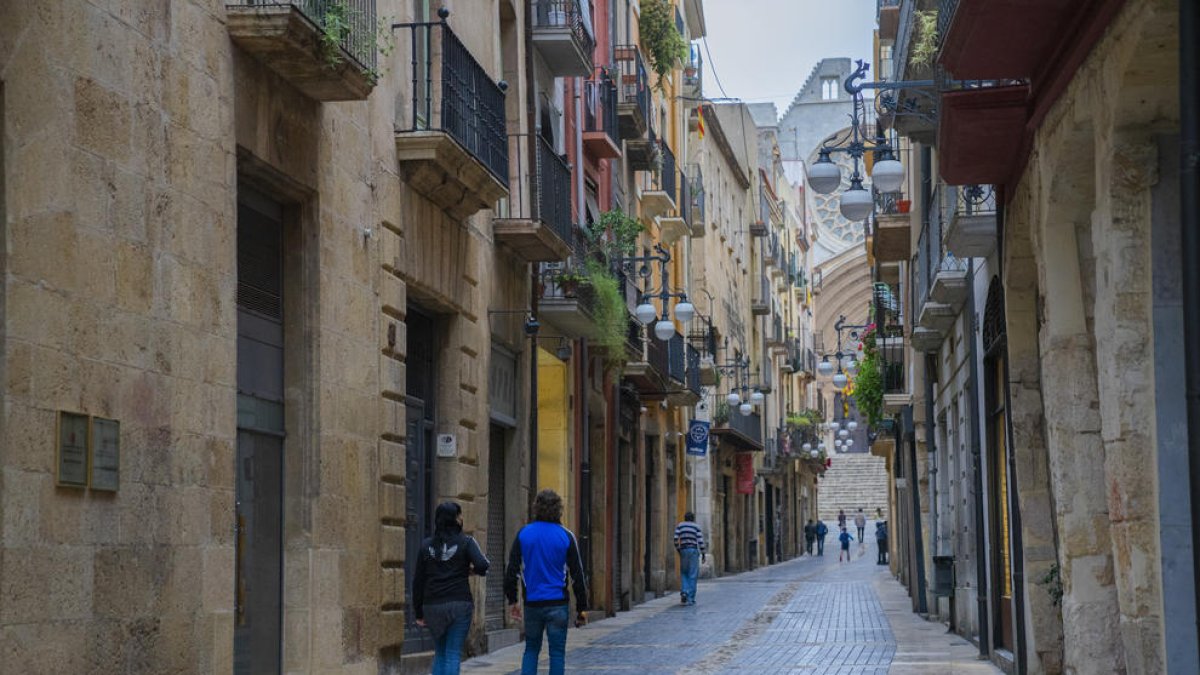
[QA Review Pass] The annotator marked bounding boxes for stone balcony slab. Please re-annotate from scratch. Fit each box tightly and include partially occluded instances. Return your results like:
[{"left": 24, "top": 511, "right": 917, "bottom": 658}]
[{"left": 395, "top": 131, "right": 509, "bottom": 220}]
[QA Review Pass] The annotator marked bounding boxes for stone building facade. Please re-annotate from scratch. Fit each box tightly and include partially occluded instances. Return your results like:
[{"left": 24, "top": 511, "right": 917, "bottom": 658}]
[{"left": 868, "top": 0, "right": 1199, "bottom": 673}]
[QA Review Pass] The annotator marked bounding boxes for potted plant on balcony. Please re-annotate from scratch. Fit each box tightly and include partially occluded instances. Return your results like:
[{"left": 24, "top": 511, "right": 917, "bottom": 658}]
[
  {"left": 551, "top": 269, "right": 588, "bottom": 297},
  {"left": 896, "top": 198, "right": 912, "bottom": 213}
]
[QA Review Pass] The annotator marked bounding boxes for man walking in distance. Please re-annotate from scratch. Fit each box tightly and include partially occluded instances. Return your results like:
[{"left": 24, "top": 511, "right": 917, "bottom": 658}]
[
  {"left": 854, "top": 508, "right": 867, "bottom": 544},
  {"left": 803, "top": 519, "right": 816, "bottom": 556},
  {"left": 673, "top": 512, "right": 706, "bottom": 605},
  {"left": 504, "top": 490, "right": 589, "bottom": 675},
  {"left": 815, "top": 519, "right": 829, "bottom": 555}
]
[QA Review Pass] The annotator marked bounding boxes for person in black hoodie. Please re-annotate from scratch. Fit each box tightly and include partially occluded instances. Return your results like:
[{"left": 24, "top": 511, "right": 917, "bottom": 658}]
[{"left": 412, "top": 501, "right": 490, "bottom": 675}]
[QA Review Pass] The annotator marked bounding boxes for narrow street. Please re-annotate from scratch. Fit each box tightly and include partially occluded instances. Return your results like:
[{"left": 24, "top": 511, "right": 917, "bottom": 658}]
[{"left": 463, "top": 541, "right": 998, "bottom": 674}]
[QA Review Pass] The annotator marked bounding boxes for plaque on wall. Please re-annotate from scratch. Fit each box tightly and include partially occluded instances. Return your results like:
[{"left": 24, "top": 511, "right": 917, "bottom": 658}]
[
  {"left": 56, "top": 411, "right": 89, "bottom": 488},
  {"left": 90, "top": 417, "right": 120, "bottom": 491}
]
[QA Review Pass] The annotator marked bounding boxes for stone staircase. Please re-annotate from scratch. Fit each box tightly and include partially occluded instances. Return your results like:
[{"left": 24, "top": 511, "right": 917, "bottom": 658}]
[{"left": 818, "top": 452, "right": 890, "bottom": 523}]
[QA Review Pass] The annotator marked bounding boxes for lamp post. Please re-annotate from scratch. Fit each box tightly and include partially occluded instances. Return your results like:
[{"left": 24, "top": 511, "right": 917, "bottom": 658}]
[
  {"left": 617, "top": 244, "right": 695, "bottom": 342},
  {"left": 805, "top": 60, "right": 918, "bottom": 221}
]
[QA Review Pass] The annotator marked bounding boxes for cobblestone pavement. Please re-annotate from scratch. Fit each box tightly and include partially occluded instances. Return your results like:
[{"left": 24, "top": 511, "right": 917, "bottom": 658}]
[{"left": 462, "top": 541, "right": 1000, "bottom": 674}]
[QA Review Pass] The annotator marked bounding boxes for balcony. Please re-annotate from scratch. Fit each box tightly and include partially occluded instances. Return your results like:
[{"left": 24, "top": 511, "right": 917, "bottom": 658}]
[
  {"left": 767, "top": 316, "right": 788, "bottom": 353},
  {"left": 394, "top": 19, "right": 509, "bottom": 219},
  {"left": 942, "top": 184, "right": 997, "bottom": 257},
  {"left": 531, "top": 0, "right": 595, "bottom": 77},
  {"left": 666, "top": 333, "right": 700, "bottom": 407},
  {"left": 750, "top": 187, "right": 772, "bottom": 237},
  {"left": 626, "top": 126, "right": 660, "bottom": 173},
  {"left": 642, "top": 140, "right": 679, "bottom": 220},
  {"left": 226, "top": 0, "right": 377, "bottom": 101},
  {"left": 539, "top": 269, "right": 599, "bottom": 339},
  {"left": 682, "top": 44, "right": 703, "bottom": 105},
  {"left": 583, "top": 73, "right": 621, "bottom": 160},
  {"left": 938, "top": 83, "right": 1030, "bottom": 185},
  {"left": 712, "top": 408, "right": 763, "bottom": 451},
  {"left": 871, "top": 190, "right": 912, "bottom": 263},
  {"left": 684, "top": 0, "right": 707, "bottom": 39},
  {"left": 625, "top": 325, "right": 670, "bottom": 399},
  {"left": 763, "top": 231, "right": 782, "bottom": 271},
  {"left": 877, "top": 0, "right": 900, "bottom": 41},
  {"left": 751, "top": 272, "right": 770, "bottom": 316},
  {"left": 494, "top": 134, "right": 573, "bottom": 263},
  {"left": 615, "top": 45, "right": 650, "bottom": 140},
  {"left": 687, "top": 166, "right": 706, "bottom": 237}
]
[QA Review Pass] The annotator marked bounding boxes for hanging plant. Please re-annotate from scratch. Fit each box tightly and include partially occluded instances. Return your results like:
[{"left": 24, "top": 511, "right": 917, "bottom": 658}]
[
  {"left": 589, "top": 209, "right": 644, "bottom": 261},
  {"left": 638, "top": 0, "right": 689, "bottom": 89},
  {"left": 585, "top": 260, "right": 630, "bottom": 361}
]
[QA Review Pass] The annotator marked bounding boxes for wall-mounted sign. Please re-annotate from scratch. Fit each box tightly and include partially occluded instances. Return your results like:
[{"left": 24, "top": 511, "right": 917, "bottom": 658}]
[
  {"left": 736, "top": 453, "right": 755, "bottom": 495},
  {"left": 685, "top": 419, "right": 709, "bottom": 456},
  {"left": 90, "top": 417, "right": 120, "bottom": 491},
  {"left": 56, "top": 412, "right": 89, "bottom": 488},
  {"left": 437, "top": 434, "right": 457, "bottom": 458}
]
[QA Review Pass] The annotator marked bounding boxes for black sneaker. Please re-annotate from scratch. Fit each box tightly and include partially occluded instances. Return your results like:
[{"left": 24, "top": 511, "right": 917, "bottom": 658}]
[{"left": 681, "top": 593, "right": 688, "bottom": 604}]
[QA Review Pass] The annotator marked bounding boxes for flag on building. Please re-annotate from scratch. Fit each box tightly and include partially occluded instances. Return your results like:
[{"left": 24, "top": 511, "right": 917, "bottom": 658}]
[{"left": 697, "top": 105, "right": 706, "bottom": 140}]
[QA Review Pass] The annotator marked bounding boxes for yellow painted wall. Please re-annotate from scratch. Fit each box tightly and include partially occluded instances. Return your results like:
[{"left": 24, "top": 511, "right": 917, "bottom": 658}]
[{"left": 537, "top": 347, "right": 573, "bottom": 529}]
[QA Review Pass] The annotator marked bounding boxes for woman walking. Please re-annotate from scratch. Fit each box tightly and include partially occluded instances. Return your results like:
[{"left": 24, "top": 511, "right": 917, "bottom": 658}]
[{"left": 412, "top": 502, "right": 490, "bottom": 675}]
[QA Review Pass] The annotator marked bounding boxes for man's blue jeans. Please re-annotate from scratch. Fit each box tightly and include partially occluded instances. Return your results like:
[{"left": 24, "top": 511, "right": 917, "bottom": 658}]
[
  {"left": 679, "top": 548, "right": 700, "bottom": 603},
  {"left": 521, "top": 604, "right": 569, "bottom": 675},
  {"left": 431, "top": 611, "right": 471, "bottom": 675}
]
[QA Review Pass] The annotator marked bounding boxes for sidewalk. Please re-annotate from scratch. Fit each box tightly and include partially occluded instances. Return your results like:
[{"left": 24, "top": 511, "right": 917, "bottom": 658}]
[{"left": 461, "top": 541, "right": 1000, "bottom": 674}]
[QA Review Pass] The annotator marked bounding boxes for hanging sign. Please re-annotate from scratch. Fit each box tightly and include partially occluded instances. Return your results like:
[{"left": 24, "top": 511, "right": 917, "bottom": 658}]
[
  {"left": 736, "top": 452, "right": 755, "bottom": 494},
  {"left": 685, "top": 419, "right": 709, "bottom": 456}
]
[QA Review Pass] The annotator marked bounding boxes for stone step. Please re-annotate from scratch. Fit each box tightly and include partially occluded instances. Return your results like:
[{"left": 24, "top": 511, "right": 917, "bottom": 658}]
[{"left": 818, "top": 453, "right": 891, "bottom": 522}]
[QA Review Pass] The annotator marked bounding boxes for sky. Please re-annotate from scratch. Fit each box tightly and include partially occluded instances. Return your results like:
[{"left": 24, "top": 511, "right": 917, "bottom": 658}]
[{"left": 699, "top": 0, "right": 876, "bottom": 118}]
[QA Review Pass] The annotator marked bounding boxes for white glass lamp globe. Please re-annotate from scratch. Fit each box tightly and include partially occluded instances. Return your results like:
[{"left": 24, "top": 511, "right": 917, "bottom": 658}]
[
  {"left": 845, "top": 438, "right": 854, "bottom": 448},
  {"left": 839, "top": 184, "right": 873, "bottom": 222},
  {"left": 810, "top": 449, "right": 820, "bottom": 458},
  {"left": 726, "top": 391, "right": 741, "bottom": 407},
  {"left": 838, "top": 429, "right": 849, "bottom": 439},
  {"left": 847, "top": 420, "right": 859, "bottom": 431},
  {"left": 802, "top": 442, "right": 812, "bottom": 452},
  {"left": 844, "top": 357, "right": 859, "bottom": 372},
  {"left": 750, "top": 389, "right": 765, "bottom": 405},
  {"left": 739, "top": 402, "right": 753, "bottom": 416},
  {"left": 654, "top": 319, "right": 674, "bottom": 342},
  {"left": 834, "top": 439, "right": 843, "bottom": 447},
  {"left": 807, "top": 152, "right": 842, "bottom": 194},
  {"left": 674, "top": 301, "right": 695, "bottom": 324},
  {"left": 832, "top": 372, "right": 849, "bottom": 389},
  {"left": 818, "top": 442, "right": 826, "bottom": 452},
  {"left": 635, "top": 302, "right": 657, "bottom": 325},
  {"left": 871, "top": 157, "right": 905, "bottom": 193},
  {"left": 817, "top": 358, "right": 834, "bottom": 377}
]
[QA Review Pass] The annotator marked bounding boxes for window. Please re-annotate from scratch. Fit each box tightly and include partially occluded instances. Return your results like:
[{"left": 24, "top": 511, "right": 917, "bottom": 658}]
[{"left": 821, "top": 77, "right": 838, "bottom": 101}]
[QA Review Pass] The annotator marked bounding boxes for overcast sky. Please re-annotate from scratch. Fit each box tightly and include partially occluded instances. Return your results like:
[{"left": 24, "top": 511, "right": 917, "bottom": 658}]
[{"left": 700, "top": 0, "right": 876, "bottom": 118}]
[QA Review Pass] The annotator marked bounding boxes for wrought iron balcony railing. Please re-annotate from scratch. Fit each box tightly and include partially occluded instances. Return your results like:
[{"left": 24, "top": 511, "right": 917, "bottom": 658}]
[
  {"left": 395, "top": 19, "right": 508, "bottom": 185},
  {"left": 686, "top": 344, "right": 702, "bottom": 396},
  {"left": 680, "top": 168, "right": 693, "bottom": 227},
  {"left": 659, "top": 140, "right": 677, "bottom": 202},
  {"left": 584, "top": 72, "right": 619, "bottom": 148},
  {"left": 499, "top": 134, "right": 573, "bottom": 244},
  {"left": 532, "top": 0, "right": 596, "bottom": 64},
  {"left": 230, "top": 0, "right": 378, "bottom": 71},
  {"left": 668, "top": 332, "right": 687, "bottom": 384},
  {"left": 614, "top": 45, "right": 650, "bottom": 136},
  {"left": 938, "top": 0, "right": 959, "bottom": 48}
]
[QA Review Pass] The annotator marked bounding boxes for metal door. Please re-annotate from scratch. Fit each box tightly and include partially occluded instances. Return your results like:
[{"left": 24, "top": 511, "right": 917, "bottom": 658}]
[
  {"left": 403, "top": 309, "right": 438, "bottom": 653},
  {"left": 485, "top": 424, "right": 508, "bottom": 629},
  {"left": 234, "top": 196, "right": 285, "bottom": 675}
]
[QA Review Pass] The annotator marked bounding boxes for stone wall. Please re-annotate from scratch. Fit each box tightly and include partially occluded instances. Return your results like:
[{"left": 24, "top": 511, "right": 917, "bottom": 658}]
[{"left": 1002, "top": 0, "right": 1179, "bottom": 671}]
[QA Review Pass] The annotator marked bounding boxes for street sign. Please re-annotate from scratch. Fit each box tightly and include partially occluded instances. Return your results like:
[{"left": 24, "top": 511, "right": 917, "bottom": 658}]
[{"left": 685, "top": 419, "right": 709, "bottom": 456}]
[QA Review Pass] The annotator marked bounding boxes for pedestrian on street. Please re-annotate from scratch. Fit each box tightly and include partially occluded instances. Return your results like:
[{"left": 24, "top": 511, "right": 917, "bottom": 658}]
[
  {"left": 837, "top": 509, "right": 847, "bottom": 531},
  {"left": 673, "top": 512, "right": 706, "bottom": 605},
  {"left": 875, "top": 521, "right": 889, "bottom": 565},
  {"left": 855, "top": 508, "right": 867, "bottom": 544},
  {"left": 504, "top": 489, "right": 590, "bottom": 675},
  {"left": 412, "top": 501, "right": 490, "bottom": 675},
  {"left": 803, "top": 519, "right": 816, "bottom": 555},
  {"left": 815, "top": 519, "right": 828, "bottom": 555},
  {"left": 838, "top": 527, "right": 854, "bottom": 562}
]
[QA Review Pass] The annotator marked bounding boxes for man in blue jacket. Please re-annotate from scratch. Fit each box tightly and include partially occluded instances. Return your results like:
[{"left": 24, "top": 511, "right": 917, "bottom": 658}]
[{"left": 505, "top": 489, "right": 589, "bottom": 675}]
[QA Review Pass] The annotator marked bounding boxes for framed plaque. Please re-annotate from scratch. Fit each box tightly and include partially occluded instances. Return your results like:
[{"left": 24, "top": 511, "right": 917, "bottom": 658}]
[
  {"left": 90, "top": 417, "right": 120, "bottom": 491},
  {"left": 56, "top": 412, "right": 89, "bottom": 488}
]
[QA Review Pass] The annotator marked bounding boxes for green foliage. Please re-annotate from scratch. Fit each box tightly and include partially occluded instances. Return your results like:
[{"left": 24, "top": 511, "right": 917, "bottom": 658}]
[
  {"left": 1039, "top": 563, "right": 1064, "bottom": 608},
  {"left": 588, "top": 209, "right": 645, "bottom": 261},
  {"left": 854, "top": 350, "right": 884, "bottom": 427},
  {"left": 585, "top": 260, "right": 629, "bottom": 360},
  {"left": 638, "top": 0, "right": 689, "bottom": 89},
  {"left": 785, "top": 409, "right": 824, "bottom": 429},
  {"left": 713, "top": 399, "right": 731, "bottom": 426},
  {"left": 314, "top": 0, "right": 393, "bottom": 85},
  {"left": 911, "top": 9, "right": 939, "bottom": 69}
]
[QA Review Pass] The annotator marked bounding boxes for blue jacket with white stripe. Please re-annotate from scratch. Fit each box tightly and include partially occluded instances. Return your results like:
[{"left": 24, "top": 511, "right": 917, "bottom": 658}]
[{"left": 504, "top": 520, "right": 589, "bottom": 609}]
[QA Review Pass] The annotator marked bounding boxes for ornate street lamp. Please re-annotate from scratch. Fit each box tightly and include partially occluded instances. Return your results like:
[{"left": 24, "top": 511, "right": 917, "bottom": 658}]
[{"left": 623, "top": 244, "right": 694, "bottom": 343}]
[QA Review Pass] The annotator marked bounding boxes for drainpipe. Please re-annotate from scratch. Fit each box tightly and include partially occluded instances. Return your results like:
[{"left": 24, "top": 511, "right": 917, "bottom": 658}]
[
  {"left": 580, "top": 340, "right": 593, "bottom": 577},
  {"left": 967, "top": 258, "right": 991, "bottom": 657},
  {"left": 1180, "top": 0, "right": 1200, "bottom": 652}
]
